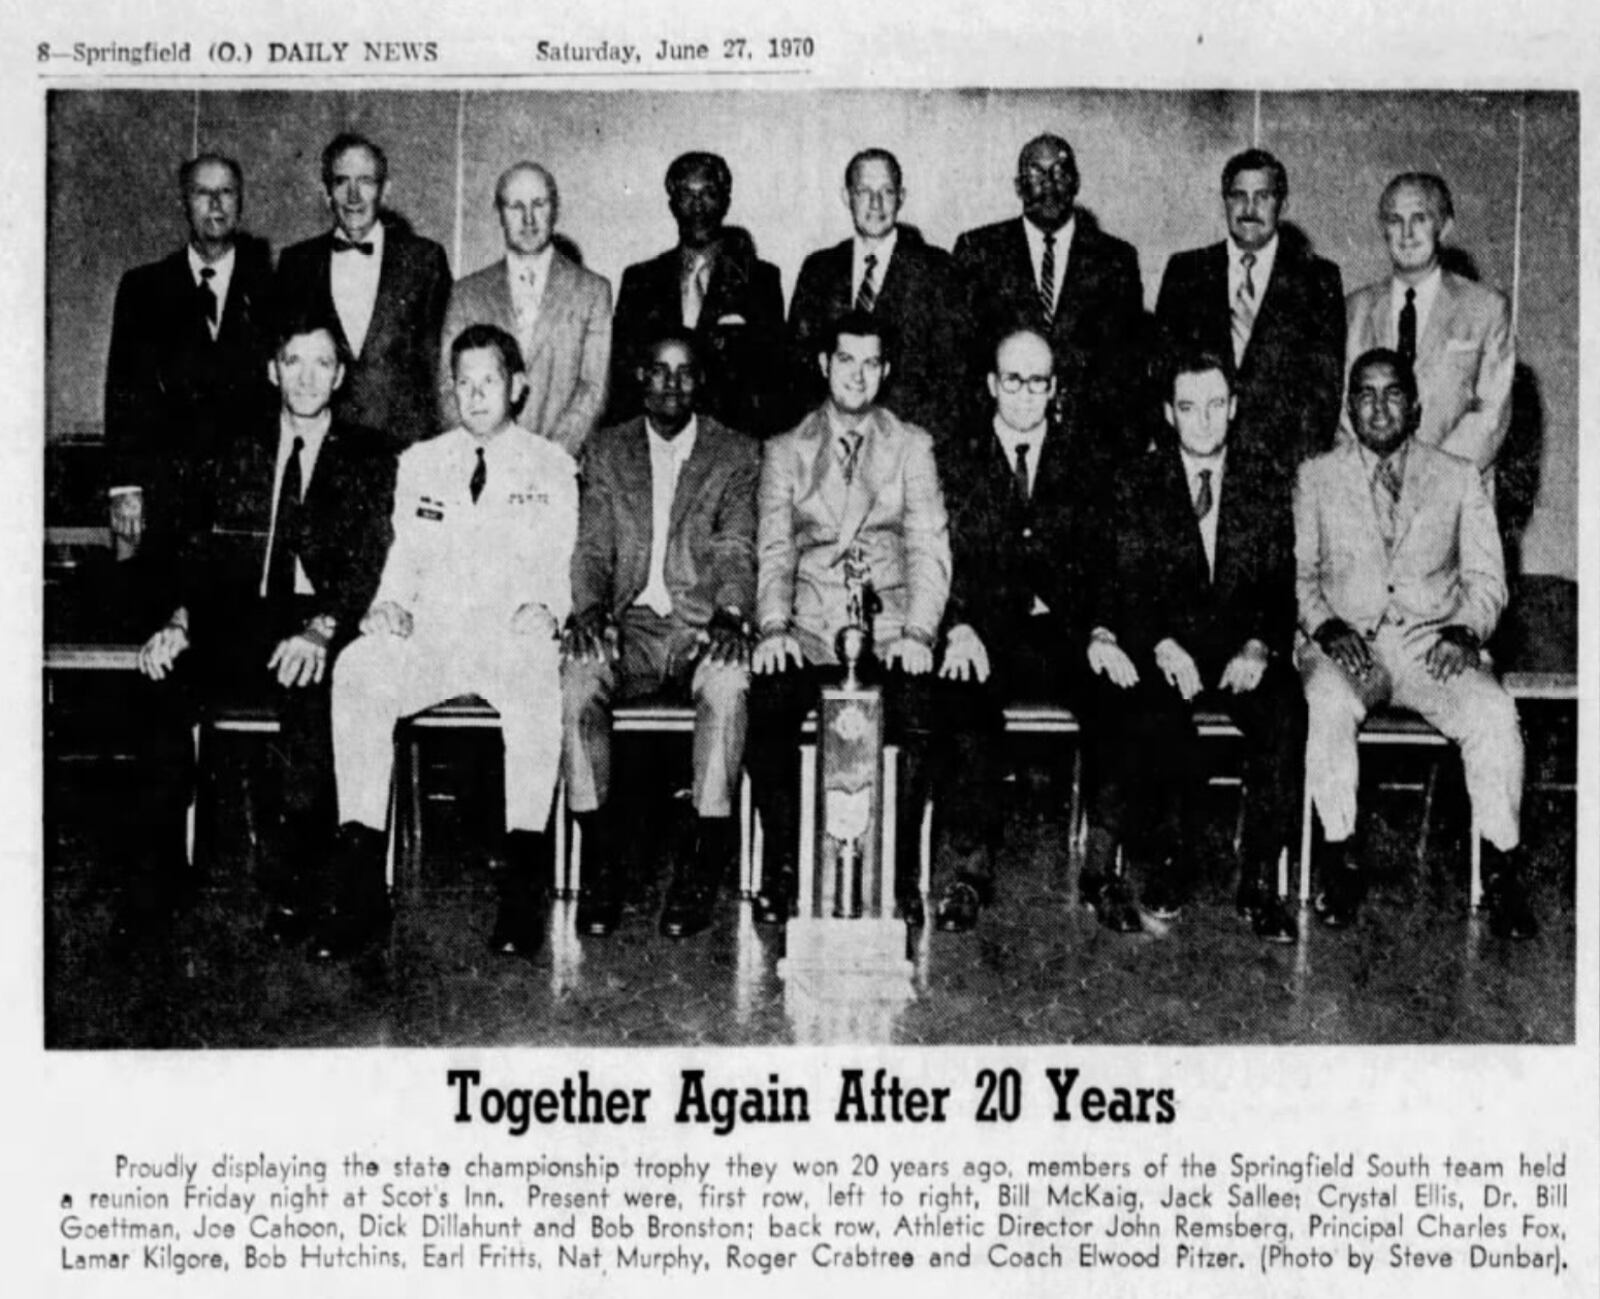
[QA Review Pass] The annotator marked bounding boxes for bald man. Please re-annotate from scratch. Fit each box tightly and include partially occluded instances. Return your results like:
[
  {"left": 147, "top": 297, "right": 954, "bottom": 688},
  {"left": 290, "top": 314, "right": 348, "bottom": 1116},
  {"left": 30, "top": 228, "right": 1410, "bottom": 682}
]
[{"left": 440, "top": 161, "right": 613, "bottom": 457}]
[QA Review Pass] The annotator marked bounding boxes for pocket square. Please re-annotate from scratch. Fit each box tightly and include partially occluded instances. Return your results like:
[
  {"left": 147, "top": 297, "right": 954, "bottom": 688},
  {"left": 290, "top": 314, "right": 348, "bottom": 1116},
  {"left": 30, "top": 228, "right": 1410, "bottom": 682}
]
[{"left": 715, "top": 313, "right": 748, "bottom": 326}]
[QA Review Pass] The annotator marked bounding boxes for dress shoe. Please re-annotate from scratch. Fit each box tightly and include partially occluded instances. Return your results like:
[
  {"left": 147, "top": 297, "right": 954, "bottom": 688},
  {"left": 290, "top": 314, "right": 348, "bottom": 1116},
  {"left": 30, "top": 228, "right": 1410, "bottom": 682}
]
[
  {"left": 661, "top": 818, "right": 733, "bottom": 938},
  {"left": 753, "top": 875, "right": 794, "bottom": 926},
  {"left": 1482, "top": 845, "right": 1539, "bottom": 941},
  {"left": 311, "top": 823, "right": 390, "bottom": 960},
  {"left": 659, "top": 879, "right": 715, "bottom": 938},
  {"left": 1139, "top": 868, "right": 1185, "bottom": 922},
  {"left": 934, "top": 880, "right": 982, "bottom": 933},
  {"left": 1092, "top": 876, "right": 1142, "bottom": 934},
  {"left": 575, "top": 892, "right": 623, "bottom": 937},
  {"left": 1313, "top": 840, "right": 1364, "bottom": 930},
  {"left": 1235, "top": 876, "right": 1266, "bottom": 922},
  {"left": 898, "top": 892, "right": 926, "bottom": 930},
  {"left": 488, "top": 832, "right": 550, "bottom": 957},
  {"left": 1251, "top": 893, "right": 1299, "bottom": 944}
]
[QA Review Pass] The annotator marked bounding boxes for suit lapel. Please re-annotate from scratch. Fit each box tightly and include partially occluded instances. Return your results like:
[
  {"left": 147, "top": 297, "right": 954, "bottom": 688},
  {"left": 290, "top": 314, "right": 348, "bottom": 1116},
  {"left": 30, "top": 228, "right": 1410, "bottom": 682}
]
[
  {"left": 165, "top": 252, "right": 215, "bottom": 349},
  {"left": 360, "top": 233, "right": 405, "bottom": 359},
  {"left": 1390, "top": 442, "right": 1431, "bottom": 554},
  {"left": 523, "top": 253, "right": 571, "bottom": 362},
  {"left": 1243, "top": 242, "right": 1293, "bottom": 369},
  {"left": 307, "top": 237, "right": 355, "bottom": 359},
  {"left": 669, "top": 418, "right": 717, "bottom": 540},
  {"left": 1006, "top": 220, "right": 1038, "bottom": 312},
  {"left": 1414, "top": 272, "right": 1457, "bottom": 379},
  {"left": 1197, "top": 244, "right": 1232, "bottom": 357}
]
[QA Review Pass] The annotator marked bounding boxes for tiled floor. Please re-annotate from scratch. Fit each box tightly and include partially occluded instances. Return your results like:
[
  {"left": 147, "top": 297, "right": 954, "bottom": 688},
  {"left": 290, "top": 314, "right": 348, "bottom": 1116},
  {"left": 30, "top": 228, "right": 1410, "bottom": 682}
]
[{"left": 44, "top": 740, "right": 1575, "bottom": 1049}]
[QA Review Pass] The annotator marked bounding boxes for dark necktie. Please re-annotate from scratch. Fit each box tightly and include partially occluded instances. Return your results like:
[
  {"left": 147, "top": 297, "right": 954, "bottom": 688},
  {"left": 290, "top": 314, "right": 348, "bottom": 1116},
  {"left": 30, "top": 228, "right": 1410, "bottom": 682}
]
[
  {"left": 469, "top": 446, "right": 487, "bottom": 503},
  {"left": 1193, "top": 467, "right": 1214, "bottom": 520},
  {"left": 266, "top": 437, "right": 305, "bottom": 603},
  {"left": 1232, "top": 252, "right": 1258, "bottom": 365},
  {"left": 198, "top": 266, "right": 218, "bottom": 327},
  {"left": 1398, "top": 287, "right": 1417, "bottom": 365},
  {"left": 333, "top": 238, "right": 375, "bottom": 255},
  {"left": 855, "top": 253, "right": 879, "bottom": 313},
  {"left": 1013, "top": 442, "right": 1031, "bottom": 503},
  {"left": 1039, "top": 231, "right": 1056, "bottom": 319},
  {"left": 837, "top": 431, "right": 863, "bottom": 485}
]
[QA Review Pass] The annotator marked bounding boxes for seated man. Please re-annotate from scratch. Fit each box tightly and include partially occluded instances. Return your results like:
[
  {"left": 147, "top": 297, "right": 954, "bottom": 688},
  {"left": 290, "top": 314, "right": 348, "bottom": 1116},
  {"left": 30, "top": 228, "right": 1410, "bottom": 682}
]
[
  {"left": 131, "top": 313, "right": 392, "bottom": 948},
  {"left": 1084, "top": 348, "right": 1302, "bottom": 942},
  {"left": 562, "top": 331, "right": 759, "bottom": 938},
  {"left": 1297, "top": 347, "right": 1535, "bottom": 939},
  {"left": 747, "top": 309, "right": 951, "bottom": 928},
  {"left": 934, "top": 327, "right": 1107, "bottom": 932},
  {"left": 329, "top": 324, "right": 578, "bottom": 959}
]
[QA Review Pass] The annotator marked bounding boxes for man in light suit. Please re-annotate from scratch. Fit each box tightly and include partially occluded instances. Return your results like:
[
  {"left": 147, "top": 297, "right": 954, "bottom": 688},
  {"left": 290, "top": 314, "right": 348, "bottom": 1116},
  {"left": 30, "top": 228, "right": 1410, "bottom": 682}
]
[
  {"left": 747, "top": 309, "right": 951, "bottom": 927},
  {"left": 788, "top": 148, "right": 967, "bottom": 443},
  {"left": 439, "top": 162, "right": 613, "bottom": 457},
  {"left": 563, "top": 332, "right": 759, "bottom": 939},
  {"left": 608, "top": 151, "right": 792, "bottom": 436},
  {"left": 1296, "top": 348, "right": 1535, "bottom": 940},
  {"left": 276, "top": 132, "right": 452, "bottom": 450},
  {"left": 1341, "top": 173, "right": 1514, "bottom": 473},
  {"left": 952, "top": 133, "right": 1145, "bottom": 456},
  {"left": 1156, "top": 148, "right": 1345, "bottom": 477}
]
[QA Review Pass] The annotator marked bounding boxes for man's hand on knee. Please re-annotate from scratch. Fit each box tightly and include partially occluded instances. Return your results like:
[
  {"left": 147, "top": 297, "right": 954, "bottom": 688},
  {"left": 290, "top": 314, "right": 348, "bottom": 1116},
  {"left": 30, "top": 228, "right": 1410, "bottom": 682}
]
[
  {"left": 752, "top": 632, "right": 802, "bottom": 675},
  {"left": 1314, "top": 617, "right": 1373, "bottom": 680},
  {"left": 361, "top": 601, "right": 414, "bottom": 639},
  {"left": 700, "top": 606, "right": 752, "bottom": 666},
  {"left": 1424, "top": 626, "right": 1480, "bottom": 681},
  {"left": 512, "top": 602, "right": 561, "bottom": 641},
  {"left": 561, "top": 610, "right": 617, "bottom": 663}
]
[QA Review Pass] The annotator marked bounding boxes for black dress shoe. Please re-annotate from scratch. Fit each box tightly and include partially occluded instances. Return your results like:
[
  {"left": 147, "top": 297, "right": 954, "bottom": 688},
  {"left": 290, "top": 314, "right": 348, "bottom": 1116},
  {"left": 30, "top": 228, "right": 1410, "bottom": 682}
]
[
  {"left": 490, "top": 885, "right": 546, "bottom": 958},
  {"left": 753, "top": 878, "right": 794, "bottom": 926},
  {"left": 660, "top": 880, "right": 715, "bottom": 938},
  {"left": 1251, "top": 894, "right": 1299, "bottom": 944},
  {"left": 575, "top": 892, "right": 623, "bottom": 937},
  {"left": 311, "top": 824, "right": 391, "bottom": 960},
  {"left": 1484, "top": 875, "right": 1539, "bottom": 941},
  {"left": 1235, "top": 876, "right": 1266, "bottom": 922},
  {"left": 1313, "top": 839, "right": 1365, "bottom": 929},
  {"left": 934, "top": 881, "right": 982, "bottom": 933},
  {"left": 898, "top": 893, "right": 926, "bottom": 929},
  {"left": 1139, "top": 870, "right": 1185, "bottom": 922},
  {"left": 1092, "top": 876, "right": 1142, "bottom": 934}
]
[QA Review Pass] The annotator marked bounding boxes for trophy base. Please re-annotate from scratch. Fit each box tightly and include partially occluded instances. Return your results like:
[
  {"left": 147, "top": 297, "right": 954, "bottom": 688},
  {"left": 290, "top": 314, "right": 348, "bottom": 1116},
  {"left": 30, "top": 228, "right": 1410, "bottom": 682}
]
[{"left": 778, "top": 917, "right": 915, "bottom": 1044}]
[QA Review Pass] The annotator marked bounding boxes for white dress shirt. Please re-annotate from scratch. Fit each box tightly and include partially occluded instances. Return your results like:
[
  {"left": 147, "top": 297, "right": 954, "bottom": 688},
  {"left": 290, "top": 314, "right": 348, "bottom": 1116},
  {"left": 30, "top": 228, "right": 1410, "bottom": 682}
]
[
  {"left": 506, "top": 245, "right": 555, "bottom": 353},
  {"left": 188, "top": 244, "right": 235, "bottom": 340},
  {"left": 1022, "top": 214, "right": 1073, "bottom": 309},
  {"left": 259, "top": 410, "right": 331, "bottom": 598},
  {"left": 852, "top": 227, "right": 899, "bottom": 302},
  {"left": 1179, "top": 446, "right": 1226, "bottom": 580},
  {"left": 1390, "top": 264, "right": 1443, "bottom": 344},
  {"left": 330, "top": 219, "right": 385, "bottom": 357},
  {"left": 635, "top": 416, "right": 699, "bottom": 617},
  {"left": 1228, "top": 233, "right": 1279, "bottom": 308}
]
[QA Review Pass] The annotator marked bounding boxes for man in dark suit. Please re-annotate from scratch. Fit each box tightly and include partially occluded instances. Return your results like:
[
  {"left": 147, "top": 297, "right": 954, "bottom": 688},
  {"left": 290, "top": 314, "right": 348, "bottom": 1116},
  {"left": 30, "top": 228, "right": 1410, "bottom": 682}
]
[
  {"left": 608, "top": 151, "right": 792, "bottom": 437},
  {"left": 104, "top": 152, "right": 277, "bottom": 580},
  {"left": 275, "top": 132, "right": 451, "bottom": 450},
  {"left": 1082, "top": 348, "right": 1302, "bottom": 943},
  {"left": 788, "top": 148, "right": 967, "bottom": 443},
  {"left": 933, "top": 328, "right": 1106, "bottom": 931},
  {"left": 563, "top": 332, "right": 759, "bottom": 939},
  {"left": 952, "top": 133, "right": 1145, "bottom": 455},
  {"left": 127, "top": 314, "right": 394, "bottom": 950},
  {"left": 1155, "top": 148, "right": 1345, "bottom": 478}
]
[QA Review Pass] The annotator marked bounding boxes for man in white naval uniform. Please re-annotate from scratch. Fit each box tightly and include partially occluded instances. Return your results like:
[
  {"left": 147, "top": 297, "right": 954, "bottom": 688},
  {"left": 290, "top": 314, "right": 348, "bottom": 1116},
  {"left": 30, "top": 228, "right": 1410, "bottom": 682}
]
[{"left": 326, "top": 322, "right": 579, "bottom": 959}]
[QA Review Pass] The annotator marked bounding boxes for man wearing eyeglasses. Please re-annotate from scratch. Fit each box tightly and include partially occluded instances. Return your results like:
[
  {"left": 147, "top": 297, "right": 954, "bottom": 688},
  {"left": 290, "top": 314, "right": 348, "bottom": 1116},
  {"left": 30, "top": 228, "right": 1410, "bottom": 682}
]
[
  {"left": 952, "top": 134, "right": 1145, "bottom": 456},
  {"left": 932, "top": 328, "right": 1110, "bottom": 932},
  {"left": 438, "top": 162, "right": 613, "bottom": 457},
  {"left": 788, "top": 148, "right": 967, "bottom": 443}
]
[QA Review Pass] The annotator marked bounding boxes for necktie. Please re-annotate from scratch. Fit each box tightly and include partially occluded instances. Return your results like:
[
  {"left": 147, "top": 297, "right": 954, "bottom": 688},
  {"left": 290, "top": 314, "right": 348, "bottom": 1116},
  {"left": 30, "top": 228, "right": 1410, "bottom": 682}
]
[
  {"left": 837, "top": 431, "right": 863, "bottom": 485},
  {"left": 1377, "top": 457, "right": 1403, "bottom": 544},
  {"left": 855, "top": 253, "right": 879, "bottom": 313},
  {"left": 1232, "top": 252, "right": 1258, "bottom": 365},
  {"left": 333, "top": 238, "right": 374, "bottom": 255},
  {"left": 1039, "top": 231, "right": 1056, "bottom": 319},
  {"left": 1398, "top": 287, "right": 1417, "bottom": 365},
  {"left": 682, "top": 255, "right": 710, "bottom": 329},
  {"left": 266, "top": 437, "right": 304, "bottom": 603},
  {"left": 469, "top": 446, "right": 487, "bottom": 504},
  {"left": 1013, "top": 442, "right": 1031, "bottom": 503},
  {"left": 197, "top": 266, "right": 218, "bottom": 326},
  {"left": 1193, "top": 467, "right": 1214, "bottom": 520}
]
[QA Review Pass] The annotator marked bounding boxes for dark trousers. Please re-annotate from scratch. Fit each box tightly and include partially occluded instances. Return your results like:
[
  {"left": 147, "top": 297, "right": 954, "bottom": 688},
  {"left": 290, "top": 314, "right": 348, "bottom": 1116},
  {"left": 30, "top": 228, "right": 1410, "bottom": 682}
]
[
  {"left": 747, "top": 661, "right": 936, "bottom": 897},
  {"left": 1085, "top": 654, "right": 1305, "bottom": 886}
]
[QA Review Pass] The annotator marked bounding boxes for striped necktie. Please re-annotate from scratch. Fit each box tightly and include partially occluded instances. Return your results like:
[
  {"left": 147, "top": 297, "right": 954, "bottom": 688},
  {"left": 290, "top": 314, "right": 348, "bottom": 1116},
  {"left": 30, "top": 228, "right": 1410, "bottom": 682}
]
[{"left": 855, "top": 253, "right": 879, "bottom": 313}]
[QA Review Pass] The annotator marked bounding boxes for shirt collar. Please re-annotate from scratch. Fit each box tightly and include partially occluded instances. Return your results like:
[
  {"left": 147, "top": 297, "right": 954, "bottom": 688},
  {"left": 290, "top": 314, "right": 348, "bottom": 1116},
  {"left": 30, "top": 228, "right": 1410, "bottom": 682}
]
[
  {"left": 334, "top": 219, "right": 384, "bottom": 254},
  {"left": 1228, "top": 233, "right": 1278, "bottom": 280},
  {"left": 1359, "top": 438, "right": 1409, "bottom": 480},
  {"left": 1392, "top": 264, "right": 1443, "bottom": 316},
  {"left": 279, "top": 410, "right": 331, "bottom": 458},
  {"left": 1023, "top": 213, "right": 1075, "bottom": 256},
  {"left": 508, "top": 245, "right": 555, "bottom": 280},
  {"left": 854, "top": 226, "right": 899, "bottom": 270},
  {"left": 679, "top": 241, "right": 720, "bottom": 277},
  {"left": 187, "top": 242, "right": 236, "bottom": 284},
  {"left": 1179, "top": 444, "right": 1226, "bottom": 484},
  {"left": 991, "top": 412, "right": 1047, "bottom": 452},
  {"left": 646, "top": 415, "right": 698, "bottom": 463}
]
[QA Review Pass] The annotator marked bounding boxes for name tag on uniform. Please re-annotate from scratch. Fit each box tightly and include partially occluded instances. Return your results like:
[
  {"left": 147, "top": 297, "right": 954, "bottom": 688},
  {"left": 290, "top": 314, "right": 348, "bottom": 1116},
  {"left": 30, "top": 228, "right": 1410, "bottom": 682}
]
[
  {"left": 416, "top": 493, "right": 445, "bottom": 521},
  {"left": 509, "top": 489, "right": 551, "bottom": 506}
]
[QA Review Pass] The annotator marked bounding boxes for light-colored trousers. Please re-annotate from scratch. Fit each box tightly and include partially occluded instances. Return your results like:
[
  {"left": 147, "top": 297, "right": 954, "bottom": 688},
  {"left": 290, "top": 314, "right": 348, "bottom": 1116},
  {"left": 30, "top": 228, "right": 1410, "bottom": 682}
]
[
  {"left": 333, "top": 622, "right": 562, "bottom": 833},
  {"left": 1301, "top": 623, "right": 1522, "bottom": 849}
]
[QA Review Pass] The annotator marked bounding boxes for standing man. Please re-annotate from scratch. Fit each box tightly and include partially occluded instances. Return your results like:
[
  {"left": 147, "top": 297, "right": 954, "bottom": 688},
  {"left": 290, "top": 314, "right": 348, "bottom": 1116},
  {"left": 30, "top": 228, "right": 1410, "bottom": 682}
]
[
  {"left": 563, "top": 332, "right": 759, "bottom": 939},
  {"left": 952, "top": 133, "right": 1145, "bottom": 455},
  {"left": 1083, "top": 349, "right": 1302, "bottom": 943},
  {"left": 1297, "top": 348, "right": 1535, "bottom": 940},
  {"left": 329, "top": 325, "right": 578, "bottom": 960},
  {"left": 276, "top": 132, "right": 451, "bottom": 450},
  {"left": 933, "top": 328, "right": 1108, "bottom": 932},
  {"left": 1155, "top": 148, "right": 1345, "bottom": 477},
  {"left": 440, "top": 162, "right": 613, "bottom": 457},
  {"left": 748, "top": 309, "right": 951, "bottom": 927},
  {"left": 788, "top": 148, "right": 967, "bottom": 443},
  {"left": 104, "top": 152, "right": 277, "bottom": 571},
  {"left": 1342, "top": 173, "right": 1514, "bottom": 473},
  {"left": 128, "top": 314, "right": 393, "bottom": 948},
  {"left": 608, "top": 151, "right": 792, "bottom": 436}
]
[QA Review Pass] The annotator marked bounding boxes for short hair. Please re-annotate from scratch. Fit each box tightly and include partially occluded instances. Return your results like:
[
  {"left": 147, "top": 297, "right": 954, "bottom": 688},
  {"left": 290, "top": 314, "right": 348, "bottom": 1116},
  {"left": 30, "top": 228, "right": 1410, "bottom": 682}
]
[
  {"left": 1348, "top": 347, "right": 1419, "bottom": 404},
  {"left": 991, "top": 327, "right": 1055, "bottom": 375},
  {"left": 665, "top": 151, "right": 731, "bottom": 192},
  {"left": 493, "top": 161, "right": 559, "bottom": 214},
  {"left": 1379, "top": 171, "right": 1455, "bottom": 224},
  {"left": 450, "top": 323, "right": 525, "bottom": 380},
  {"left": 320, "top": 132, "right": 388, "bottom": 191},
  {"left": 844, "top": 148, "right": 903, "bottom": 192},
  {"left": 178, "top": 152, "right": 242, "bottom": 195},
  {"left": 1016, "top": 134, "right": 1079, "bottom": 185},
  {"left": 1221, "top": 148, "right": 1288, "bottom": 201},
  {"left": 1165, "top": 346, "right": 1233, "bottom": 399},
  {"left": 821, "top": 309, "right": 895, "bottom": 366},
  {"left": 272, "top": 311, "right": 350, "bottom": 367},
  {"left": 637, "top": 328, "right": 701, "bottom": 372}
]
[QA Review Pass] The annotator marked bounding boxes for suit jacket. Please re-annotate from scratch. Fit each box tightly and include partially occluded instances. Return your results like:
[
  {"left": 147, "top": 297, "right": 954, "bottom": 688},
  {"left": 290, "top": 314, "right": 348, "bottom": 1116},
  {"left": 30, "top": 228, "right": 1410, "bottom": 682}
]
[
  {"left": 1341, "top": 270, "right": 1514, "bottom": 471},
  {"left": 103, "top": 235, "right": 278, "bottom": 546},
  {"left": 787, "top": 226, "right": 968, "bottom": 442},
  {"left": 952, "top": 213, "right": 1145, "bottom": 452},
  {"left": 1089, "top": 435, "right": 1296, "bottom": 668},
  {"left": 608, "top": 234, "right": 791, "bottom": 436},
  {"left": 275, "top": 223, "right": 451, "bottom": 450},
  {"left": 1294, "top": 438, "right": 1505, "bottom": 644},
  {"left": 941, "top": 415, "right": 1109, "bottom": 654},
  {"left": 180, "top": 415, "right": 395, "bottom": 644},
  {"left": 439, "top": 251, "right": 613, "bottom": 456},
  {"left": 757, "top": 404, "right": 950, "bottom": 664},
  {"left": 571, "top": 415, "right": 759, "bottom": 630},
  {"left": 1155, "top": 232, "right": 1345, "bottom": 476}
]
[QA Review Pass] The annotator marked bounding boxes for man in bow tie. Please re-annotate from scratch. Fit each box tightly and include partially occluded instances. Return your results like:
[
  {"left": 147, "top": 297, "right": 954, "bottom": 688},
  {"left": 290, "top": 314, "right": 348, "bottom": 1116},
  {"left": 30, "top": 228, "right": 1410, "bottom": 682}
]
[{"left": 276, "top": 131, "right": 451, "bottom": 450}]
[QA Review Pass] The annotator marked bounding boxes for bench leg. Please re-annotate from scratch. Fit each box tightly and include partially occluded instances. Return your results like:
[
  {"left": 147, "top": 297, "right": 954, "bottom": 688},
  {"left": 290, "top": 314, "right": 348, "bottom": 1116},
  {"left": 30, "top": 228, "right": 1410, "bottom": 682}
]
[
  {"left": 1416, "top": 755, "right": 1441, "bottom": 873},
  {"left": 882, "top": 745, "right": 899, "bottom": 915},
  {"left": 1067, "top": 743, "right": 1084, "bottom": 872},
  {"left": 1298, "top": 780, "right": 1314, "bottom": 905},
  {"left": 797, "top": 744, "right": 816, "bottom": 918},
  {"left": 385, "top": 765, "right": 399, "bottom": 893},
  {"left": 554, "top": 779, "right": 572, "bottom": 898},
  {"left": 1469, "top": 818, "right": 1483, "bottom": 911},
  {"left": 919, "top": 791, "right": 933, "bottom": 900},
  {"left": 404, "top": 729, "right": 423, "bottom": 890},
  {"left": 564, "top": 791, "right": 581, "bottom": 900},
  {"left": 738, "top": 771, "right": 756, "bottom": 898},
  {"left": 186, "top": 723, "right": 201, "bottom": 868}
]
